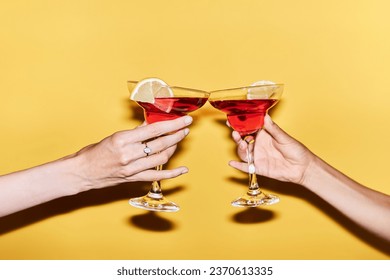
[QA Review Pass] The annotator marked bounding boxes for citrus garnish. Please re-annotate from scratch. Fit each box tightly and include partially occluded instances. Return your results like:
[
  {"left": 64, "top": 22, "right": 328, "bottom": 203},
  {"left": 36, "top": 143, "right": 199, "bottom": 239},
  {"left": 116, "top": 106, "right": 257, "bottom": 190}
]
[
  {"left": 129, "top": 78, "right": 174, "bottom": 113},
  {"left": 247, "top": 80, "right": 276, "bottom": 99},
  {"left": 129, "top": 78, "right": 168, "bottom": 103}
]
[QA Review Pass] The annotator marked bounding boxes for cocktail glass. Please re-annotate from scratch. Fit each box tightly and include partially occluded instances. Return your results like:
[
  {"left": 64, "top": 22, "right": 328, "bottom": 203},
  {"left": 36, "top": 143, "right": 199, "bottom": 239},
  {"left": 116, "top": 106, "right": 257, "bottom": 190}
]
[
  {"left": 209, "top": 83, "right": 283, "bottom": 207},
  {"left": 127, "top": 80, "right": 210, "bottom": 212}
]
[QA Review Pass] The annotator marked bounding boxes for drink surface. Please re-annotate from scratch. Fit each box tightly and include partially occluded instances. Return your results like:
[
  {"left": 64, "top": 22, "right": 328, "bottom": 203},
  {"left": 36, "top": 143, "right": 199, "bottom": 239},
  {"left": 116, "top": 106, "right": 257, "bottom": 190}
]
[
  {"left": 209, "top": 99, "right": 278, "bottom": 136},
  {"left": 138, "top": 97, "right": 208, "bottom": 123}
]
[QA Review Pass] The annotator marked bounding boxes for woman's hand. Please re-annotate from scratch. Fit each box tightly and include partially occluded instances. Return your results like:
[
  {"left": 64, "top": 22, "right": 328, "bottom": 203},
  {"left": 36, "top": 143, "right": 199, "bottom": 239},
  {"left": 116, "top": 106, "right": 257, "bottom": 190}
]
[
  {"left": 75, "top": 116, "right": 193, "bottom": 190},
  {"left": 229, "top": 115, "right": 315, "bottom": 185}
]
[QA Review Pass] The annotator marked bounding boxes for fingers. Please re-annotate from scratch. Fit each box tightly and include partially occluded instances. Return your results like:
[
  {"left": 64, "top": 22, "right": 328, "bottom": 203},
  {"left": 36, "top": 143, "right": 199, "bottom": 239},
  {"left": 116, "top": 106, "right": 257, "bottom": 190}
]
[
  {"left": 124, "top": 144, "right": 189, "bottom": 182},
  {"left": 138, "top": 121, "right": 147, "bottom": 127},
  {"left": 232, "top": 130, "right": 241, "bottom": 143},
  {"left": 124, "top": 145, "right": 178, "bottom": 175},
  {"left": 132, "top": 116, "right": 193, "bottom": 143},
  {"left": 226, "top": 120, "right": 231, "bottom": 127},
  {"left": 263, "top": 114, "right": 292, "bottom": 144},
  {"left": 144, "top": 128, "right": 189, "bottom": 156},
  {"left": 228, "top": 160, "right": 249, "bottom": 173},
  {"left": 232, "top": 130, "right": 247, "bottom": 161},
  {"left": 129, "top": 166, "right": 189, "bottom": 182},
  {"left": 129, "top": 127, "right": 189, "bottom": 160}
]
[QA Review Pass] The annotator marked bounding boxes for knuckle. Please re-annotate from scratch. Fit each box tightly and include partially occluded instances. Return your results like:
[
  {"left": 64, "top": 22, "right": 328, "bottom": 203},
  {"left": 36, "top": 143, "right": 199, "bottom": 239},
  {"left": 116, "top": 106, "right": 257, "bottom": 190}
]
[
  {"left": 111, "top": 132, "right": 126, "bottom": 147},
  {"left": 119, "top": 154, "right": 130, "bottom": 165},
  {"left": 146, "top": 124, "right": 161, "bottom": 137}
]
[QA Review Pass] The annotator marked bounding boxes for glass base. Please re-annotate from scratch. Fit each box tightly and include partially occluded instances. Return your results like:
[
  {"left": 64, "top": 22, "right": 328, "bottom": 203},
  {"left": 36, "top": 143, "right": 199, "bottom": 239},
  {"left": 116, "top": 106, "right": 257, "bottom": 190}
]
[
  {"left": 231, "top": 192, "right": 279, "bottom": 207},
  {"left": 129, "top": 192, "right": 180, "bottom": 212}
]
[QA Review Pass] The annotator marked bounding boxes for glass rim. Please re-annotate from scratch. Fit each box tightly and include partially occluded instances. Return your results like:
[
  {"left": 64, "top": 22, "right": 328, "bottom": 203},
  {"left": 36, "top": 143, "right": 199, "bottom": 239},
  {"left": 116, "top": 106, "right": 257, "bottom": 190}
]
[
  {"left": 209, "top": 83, "right": 284, "bottom": 94},
  {"left": 127, "top": 80, "right": 210, "bottom": 96}
]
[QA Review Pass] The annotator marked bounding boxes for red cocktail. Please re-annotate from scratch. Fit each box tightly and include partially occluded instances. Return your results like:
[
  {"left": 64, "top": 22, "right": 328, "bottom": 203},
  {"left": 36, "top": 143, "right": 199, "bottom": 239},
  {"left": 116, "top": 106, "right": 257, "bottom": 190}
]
[
  {"left": 139, "top": 97, "right": 209, "bottom": 123},
  {"left": 209, "top": 99, "right": 278, "bottom": 136},
  {"left": 209, "top": 82, "right": 283, "bottom": 207},
  {"left": 128, "top": 79, "right": 210, "bottom": 212}
]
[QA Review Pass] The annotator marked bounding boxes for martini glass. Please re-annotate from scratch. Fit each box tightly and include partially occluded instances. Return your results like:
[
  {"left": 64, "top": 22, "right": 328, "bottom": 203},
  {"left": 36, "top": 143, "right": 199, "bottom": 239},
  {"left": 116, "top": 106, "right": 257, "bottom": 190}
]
[
  {"left": 209, "top": 83, "right": 283, "bottom": 207},
  {"left": 127, "top": 80, "right": 210, "bottom": 212}
]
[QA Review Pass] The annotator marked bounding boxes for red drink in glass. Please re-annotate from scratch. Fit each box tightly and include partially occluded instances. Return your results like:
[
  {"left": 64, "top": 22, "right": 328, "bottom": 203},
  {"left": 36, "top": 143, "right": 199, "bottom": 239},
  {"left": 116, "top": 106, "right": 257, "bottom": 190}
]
[
  {"left": 209, "top": 82, "right": 283, "bottom": 208},
  {"left": 209, "top": 99, "right": 278, "bottom": 136},
  {"left": 128, "top": 79, "right": 210, "bottom": 212},
  {"left": 138, "top": 97, "right": 208, "bottom": 123}
]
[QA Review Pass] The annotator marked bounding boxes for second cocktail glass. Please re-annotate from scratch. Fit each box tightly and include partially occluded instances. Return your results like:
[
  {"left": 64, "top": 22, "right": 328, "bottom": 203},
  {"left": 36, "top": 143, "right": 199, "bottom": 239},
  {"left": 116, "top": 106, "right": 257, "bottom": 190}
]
[
  {"left": 209, "top": 82, "right": 284, "bottom": 207},
  {"left": 128, "top": 79, "right": 210, "bottom": 212}
]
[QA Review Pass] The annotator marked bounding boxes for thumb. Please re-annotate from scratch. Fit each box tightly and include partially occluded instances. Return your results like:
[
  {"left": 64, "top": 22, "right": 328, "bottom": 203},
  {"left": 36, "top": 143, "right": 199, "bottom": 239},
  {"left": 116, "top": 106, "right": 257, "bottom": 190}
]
[{"left": 263, "top": 115, "right": 293, "bottom": 144}]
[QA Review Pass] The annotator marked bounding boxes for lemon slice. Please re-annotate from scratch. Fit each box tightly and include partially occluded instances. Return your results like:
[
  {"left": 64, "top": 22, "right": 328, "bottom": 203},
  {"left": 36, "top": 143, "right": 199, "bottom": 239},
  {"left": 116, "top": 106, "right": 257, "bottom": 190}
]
[
  {"left": 129, "top": 78, "right": 169, "bottom": 103},
  {"left": 247, "top": 80, "right": 276, "bottom": 99},
  {"left": 155, "top": 89, "right": 175, "bottom": 113}
]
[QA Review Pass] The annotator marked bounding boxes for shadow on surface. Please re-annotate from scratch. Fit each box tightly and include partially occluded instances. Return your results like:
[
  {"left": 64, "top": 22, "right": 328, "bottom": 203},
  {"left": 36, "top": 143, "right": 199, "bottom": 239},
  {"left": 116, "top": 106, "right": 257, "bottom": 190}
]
[
  {"left": 0, "top": 183, "right": 184, "bottom": 235},
  {"left": 129, "top": 211, "right": 177, "bottom": 232},
  {"left": 231, "top": 207, "right": 275, "bottom": 224},
  {"left": 228, "top": 175, "right": 390, "bottom": 256}
]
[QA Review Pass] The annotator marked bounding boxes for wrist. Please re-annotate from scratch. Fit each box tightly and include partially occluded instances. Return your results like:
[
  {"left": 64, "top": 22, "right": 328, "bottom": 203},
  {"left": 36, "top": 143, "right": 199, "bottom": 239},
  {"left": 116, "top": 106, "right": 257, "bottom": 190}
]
[
  {"left": 57, "top": 152, "right": 93, "bottom": 195},
  {"left": 300, "top": 154, "right": 325, "bottom": 191}
]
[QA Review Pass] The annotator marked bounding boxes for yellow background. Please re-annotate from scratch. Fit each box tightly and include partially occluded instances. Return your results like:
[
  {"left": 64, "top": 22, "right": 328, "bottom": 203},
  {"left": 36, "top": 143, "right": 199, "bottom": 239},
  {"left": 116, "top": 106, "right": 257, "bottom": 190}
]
[{"left": 0, "top": 0, "right": 389, "bottom": 259}]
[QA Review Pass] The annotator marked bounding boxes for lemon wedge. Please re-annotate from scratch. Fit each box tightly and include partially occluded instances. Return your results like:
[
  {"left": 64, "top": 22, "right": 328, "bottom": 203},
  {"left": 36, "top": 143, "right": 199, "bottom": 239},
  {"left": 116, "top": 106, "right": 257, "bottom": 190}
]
[
  {"left": 129, "top": 78, "right": 169, "bottom": 103},
  {"left": 248, "top": 80, "right": 276, "bottom": 99},
  {"left": 129, "top": 78, "right": 175, "bottom": 113}
]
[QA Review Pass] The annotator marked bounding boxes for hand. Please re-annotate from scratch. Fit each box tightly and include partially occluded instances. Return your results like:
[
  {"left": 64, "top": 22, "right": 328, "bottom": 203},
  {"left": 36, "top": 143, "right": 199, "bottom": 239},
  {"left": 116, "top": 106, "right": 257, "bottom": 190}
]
[
  {"left": 229, "top": 115, "right": 315, "bottom": 185},
  {"left": 74, "top": 116, "right": 193, "bottom": 190}
]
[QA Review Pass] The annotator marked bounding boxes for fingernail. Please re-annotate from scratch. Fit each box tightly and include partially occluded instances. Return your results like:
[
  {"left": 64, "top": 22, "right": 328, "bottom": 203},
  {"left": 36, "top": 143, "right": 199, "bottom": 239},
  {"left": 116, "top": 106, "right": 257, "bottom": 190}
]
[
  {"left": 184, "top": 116, "right": 193, "bottom": 125},
  {"left": 181, "top": 167, "right": 189, "bottom": 174},
  {"left": 184, "top": 128, "right": 190, "bottom": 135}
]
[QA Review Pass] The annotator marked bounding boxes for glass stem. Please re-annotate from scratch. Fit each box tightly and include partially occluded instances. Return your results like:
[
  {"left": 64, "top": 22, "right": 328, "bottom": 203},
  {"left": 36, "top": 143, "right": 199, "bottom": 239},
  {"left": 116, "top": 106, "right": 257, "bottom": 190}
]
[
  {"left": 148, "top": 165, "right": 163, "bottom": 199},
  {"left": 245, "top": 135, "right": 261, "bottom": 196}
]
